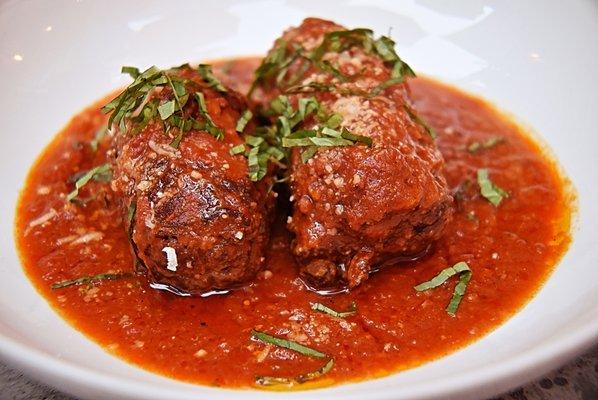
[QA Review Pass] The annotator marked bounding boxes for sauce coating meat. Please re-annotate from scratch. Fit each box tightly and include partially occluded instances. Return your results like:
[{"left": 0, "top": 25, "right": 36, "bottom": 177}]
[
  {"left": 110, "top": 66, "right": 274, "bottom": 295},
  {"left": 251, "top": 18, "right": 453, "bottom": 290}
]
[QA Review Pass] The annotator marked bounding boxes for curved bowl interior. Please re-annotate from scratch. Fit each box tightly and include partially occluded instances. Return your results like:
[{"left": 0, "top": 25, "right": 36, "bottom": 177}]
[{"left": 0, "top": 1, "right": 597, "bottom": 399}]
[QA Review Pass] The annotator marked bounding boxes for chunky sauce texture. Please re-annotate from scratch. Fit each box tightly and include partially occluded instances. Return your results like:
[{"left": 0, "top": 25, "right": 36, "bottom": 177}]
[{"left": 15, "top": 57, "right": 573, "bottom": 388}]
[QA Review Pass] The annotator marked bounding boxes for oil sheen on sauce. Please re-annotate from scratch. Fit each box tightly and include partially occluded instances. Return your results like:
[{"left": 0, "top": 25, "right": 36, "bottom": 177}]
[{"left": 15, "top": 57, "right": 573, "bottom": 389}]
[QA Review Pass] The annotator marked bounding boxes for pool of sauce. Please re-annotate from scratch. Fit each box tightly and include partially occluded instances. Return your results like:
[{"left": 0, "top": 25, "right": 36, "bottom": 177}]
[{"left": 15, "top": 57, "right": 573, "bottom": 389}]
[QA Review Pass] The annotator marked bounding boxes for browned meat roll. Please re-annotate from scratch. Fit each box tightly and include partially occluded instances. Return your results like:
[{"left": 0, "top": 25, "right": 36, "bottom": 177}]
[
  {"left": 251, "top": 18, "right": 453, "bottom": 291},
  {"left": 108, "top": 64, "right": 274, "bottom": 295}
]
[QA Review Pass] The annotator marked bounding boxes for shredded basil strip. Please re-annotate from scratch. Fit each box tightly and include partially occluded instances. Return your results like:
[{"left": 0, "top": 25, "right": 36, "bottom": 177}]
[
  {"left": 281, "top": 126, "right": 371, "bottom": 148},
  {"left": 251, "top": 330, "right": 326, "bottom": 358},
  {"left": 446, "top": 269, "right": 473, "bottom": 316},
  {"left": 229, "top": 144, "right": 246, "bottom": 155},
  {"left": 51, "top": 272, "right": 132, "bottom": 290},
  {"left": 468, "top": 137, "right": 504, "bottom": 153},
  {"left": 102, "top": 64, "right": 227, "bottom": 146},
  {"left": 283, "top": 136, "right": 353, "bottom": 147},
  {"left": 127, "top": 201, "right": 137, "bottom": 224},
  {"left": 102, "top": 65, "right": 166, "bottom": 128},
  {"left": 89, "top": 126, "right": 107, "bottom": 152},
  {"left": 297, "top": 358, "right": 334, "bottom": 383},
  {"left": 404, "top": 105, "right": 437, "bottom": 139},
  {"left": 236, "top": 110, "right": 253, "bottom": 133},
  {"left": 198, "top": 64, "right": 227, "bottom": 92},
  {"left": 121, "top": 66, "right": 140, "bottom": 79},
  {"left": 235, "top": 95, "right": 367, "bottom": 181},
  {"left": 256, "top": 359, "right": 334, "bottom": 386},
  {"left": 251, "top": 27, "right": 415, "bottom": 99},
  {"left": 477, "top": 168, "right": 508, "bottom": 206},
  {"left": 66, "top": 163, "right": 112, "bottom": 202},
  {"left": 255, "top": 376, "right": 293, "bottom": 387},
  {"left": 311, "top": 302, "right": 357, "bottom": 318},
  {"left": 414, "top": 261, "right": 470, "bottom": 291},
  {"left": 414, "top": 261, "right": 472, "bottom": 316},
  {"left": 158, "top": 100, "right": 176, "bottom": 120},
  {"left": 301, "top": 146, "right": 318, "bottom": 163}
]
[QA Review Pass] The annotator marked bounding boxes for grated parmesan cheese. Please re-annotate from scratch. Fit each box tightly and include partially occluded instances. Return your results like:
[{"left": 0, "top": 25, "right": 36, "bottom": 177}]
[
  {"left": 26, "top": 208, "right": 57, "bottom": 235},
  {"left": 37, "top": 186, "right": 50, "bottom": 195},
  {"left": 70, "top": 231, "right": 104, "bottom": 246}
]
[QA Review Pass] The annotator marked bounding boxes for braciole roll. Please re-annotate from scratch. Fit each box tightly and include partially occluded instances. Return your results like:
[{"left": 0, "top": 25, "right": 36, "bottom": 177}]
[
  {"left": 108, "top": 64, "right": 274, "bottom": 295},
  {"left": 250, "top": 18, "right": 453, "bottom": 291}
]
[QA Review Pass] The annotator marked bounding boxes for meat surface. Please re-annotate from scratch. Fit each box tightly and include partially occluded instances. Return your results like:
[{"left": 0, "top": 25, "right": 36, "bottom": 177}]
[
  {"left": 110, "top": 66, "right": 274, "bottom": 295},
  {"left": 252, "top": 18, "right": 453, "bottom": 290}
]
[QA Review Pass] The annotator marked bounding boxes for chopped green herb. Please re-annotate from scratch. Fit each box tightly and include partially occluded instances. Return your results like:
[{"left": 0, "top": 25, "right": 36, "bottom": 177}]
[
  {"left": 283, "top": 136, "right": 351, "bottom": 147},
  {"left": 301, "top": 146, "right": 318, "bottom": 163},
  {"left": 66, "top": 163, "right": 111, "bottom": 202},
  {"left": 234, "top": 95, "right": 365, "bottom": 181},
  {"left": 236, "top": 110, "right": 253, "bottom": 133},
  {"left": 127, "top": 201, "right": 137, "bottom": 223},
  {"left": 414, "top": 261, "right": 472, "bottom": 316},
  {"left": 316, "top": 60, "right": 348, "bottom": 81},
  {"left": 198, "top": 64, "right": 227, "bottom": 93},
  {"left": 269, "top": 94, "right": 292, "bottom": 116},
  {"left": 158, "top": 100, "right": 176, "bottom": 120},
  {"left": 250, "top": 27, "right": 415, "bottom": 99},
  {"left": 284, "top": 81, "right": 369, "bottom": 97},
  {"left": 251, "top": 330, "right": 326, "bottom": 358},
  {"left": 229, "top": 144, "right": 246, "bottom": 155},
  {"left": 477, "top": 168, "right": 508, "bottom": 206},
  {"left": 102, "top": 65, "right": 166, "bottom": 129},
  {"left": 255, "top": 359, "right": 334, "bottom": 387},
  {"left": 51, "top": 272, "right": 132, "bottom": 290},
  {"left": 297, "top": 358, "right": 334, "bottom": 383},
  {"left": 311, "top": 302, "right": 357, "bottom": 318},
  {"left": 369, "top": 36, "right": 416, "bottom": 95},
  {"left": 245, "top": 135, "right": 265, "bottom": 147},
  {"left": 414, "top": 261, "right": 470, "bottom": 291},
  {"left": 446, "top": 269, "right": 472, "bottom": 316},
  {"left": 310, "top": 28, "right": 374, "bottom": 62},
  {"left": 255, "top": 376, "right": 293, "bottom": 387},
  {"left": 194, "top": 92, "right": 224, "bottom": 140},
  {"left": 468, "top": 137, "right": 504, "bottom": 153},
  {"left": 103, "top": 64, "right": 227, "bottom": 146},
  {"left": 282, "top": 127, "right": 371, "bottom": 148},
  {"left": 249, "top": 39, "right": 302, "bottom": 96},
  {"left": 89, "top": 126, "right": 107, "bottom": 152},
  {"left": 404, "top": 105, "right": 437, "bottom": 139},
  {"left": 169, "top": 130, "right": 185, "bottom": 148},
  {"left": 246, "top": 145, "right": 270, "bottom": 181},
  {"left": 371, "top": 77, "right": 402, "bottom": 96},
  {"left": 121, "top": 66, "right": 140, "bottom": 79},
  {"left": 324, "top": 113, "right": 343, "bottom": 129},
  {"left": 340, "top": 130, "right": 373, "bottom": 146}
]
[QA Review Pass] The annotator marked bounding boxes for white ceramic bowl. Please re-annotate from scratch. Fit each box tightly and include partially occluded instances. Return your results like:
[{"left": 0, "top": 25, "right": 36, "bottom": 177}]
[{"left": 1, "top": 1, "right": 597, "bottom": 399}]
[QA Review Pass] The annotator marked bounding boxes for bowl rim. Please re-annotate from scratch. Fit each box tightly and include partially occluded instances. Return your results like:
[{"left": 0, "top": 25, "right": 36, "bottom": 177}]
[
  {"left": 0, "top": 313, "right": 596, "bottom": 399},
  {"left": 2, "top": 1, "right": 597, "bottom": 398}
]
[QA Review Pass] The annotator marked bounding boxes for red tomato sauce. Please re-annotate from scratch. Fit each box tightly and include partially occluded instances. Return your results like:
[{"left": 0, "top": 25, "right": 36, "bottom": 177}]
[{"left": 15, "top": 57, "right": 573, "bottom": 389}]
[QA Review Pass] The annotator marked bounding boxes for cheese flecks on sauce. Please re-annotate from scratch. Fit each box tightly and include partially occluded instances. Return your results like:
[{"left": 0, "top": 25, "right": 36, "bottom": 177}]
[
  {"left": 162, "top": 246, "right": 178, "bottom": 271},
  {"left": 25, "top": 208, "right": 58, "bottom": 234},
  {"left": 70, "top": 231, "right": 104, "bottom": 246}
]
